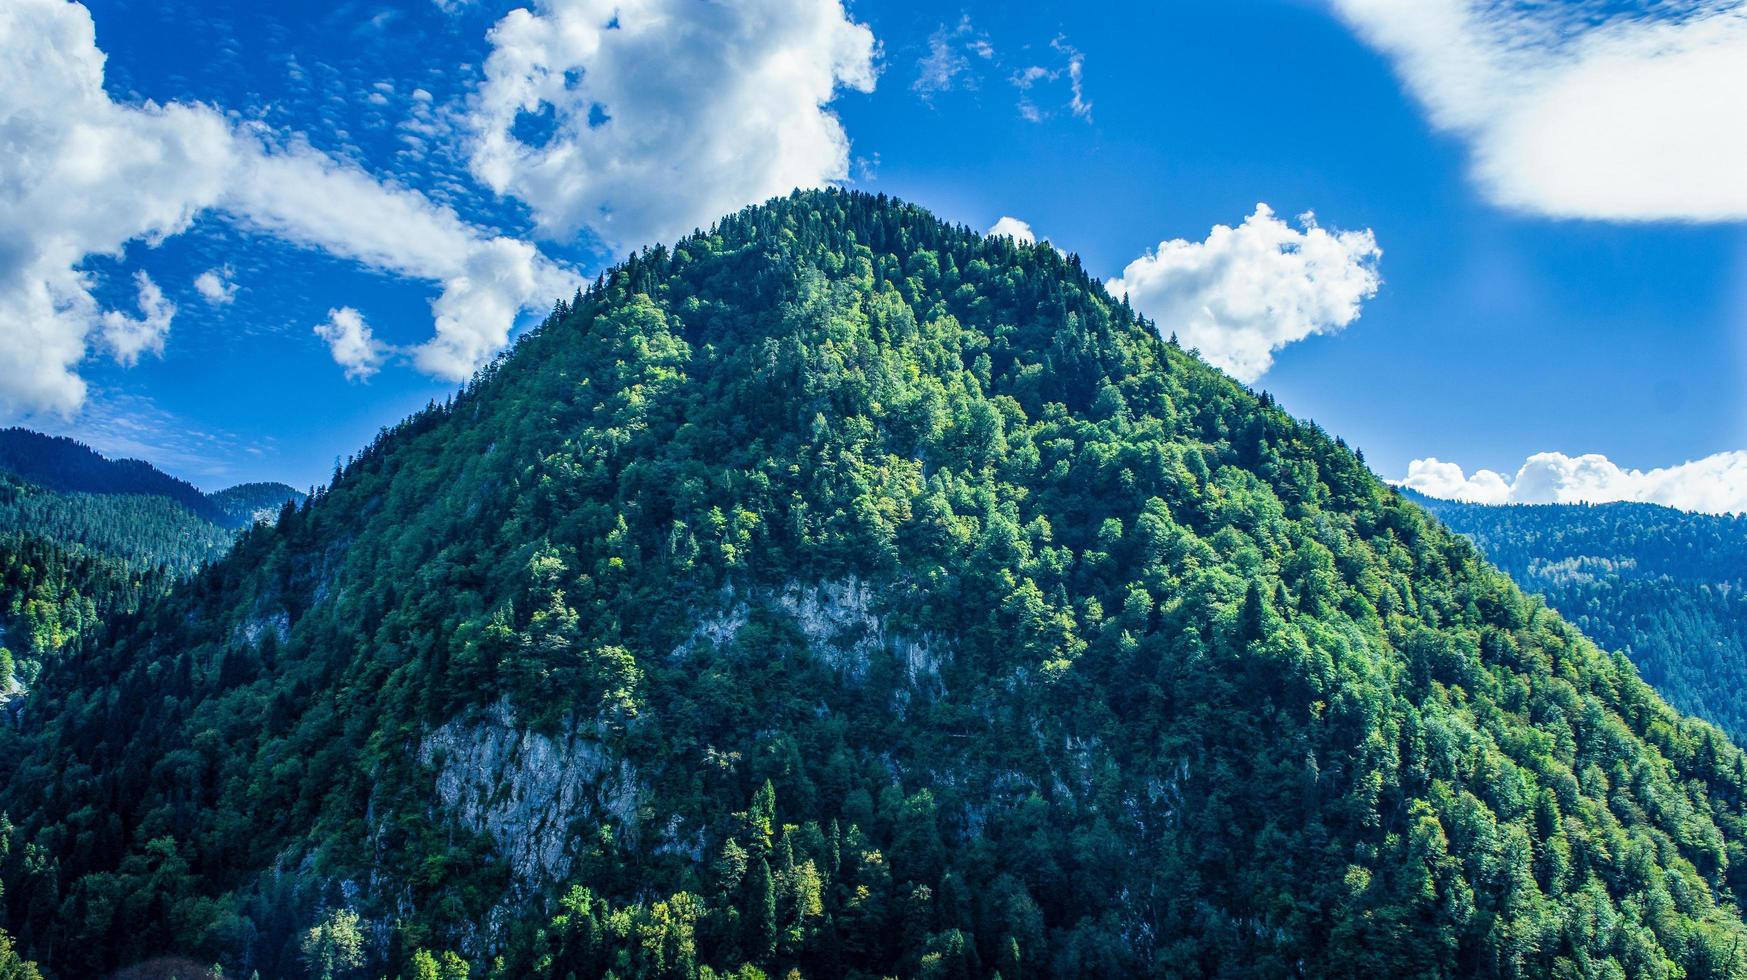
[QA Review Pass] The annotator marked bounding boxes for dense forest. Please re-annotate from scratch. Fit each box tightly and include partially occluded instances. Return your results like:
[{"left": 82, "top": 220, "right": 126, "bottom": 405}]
[
  {"left": 211, "top": 483, "right": 312, "bottom": 528},
  {"left": 0, "top": 437, "right": 304, "bottom": 574},
  {"left": 0, "top": 532, "right": 172, "bottom": 690},
  {"left": 5, "top": 190, "right": 1747, "bottom": 979},
  {"left": 1413, "top": 492, "right": 1747, "bottom": 743},
  {"left": 0, "top": 473, "right": 236, "bottom": 574}
]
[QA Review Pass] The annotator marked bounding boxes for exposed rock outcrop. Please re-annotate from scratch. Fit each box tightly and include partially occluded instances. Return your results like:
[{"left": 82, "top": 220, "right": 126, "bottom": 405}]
[{"left": 418, "top": 698, "right": 640, "bottom": 888}]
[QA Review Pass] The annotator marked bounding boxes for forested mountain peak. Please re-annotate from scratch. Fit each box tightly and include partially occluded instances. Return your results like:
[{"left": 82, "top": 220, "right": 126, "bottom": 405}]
[
  {"left": 6, "top": 189, "right": 1747, "bottom": 979},
  {"left": 209, "top": 481, "right": 308, "bottom": 527}
]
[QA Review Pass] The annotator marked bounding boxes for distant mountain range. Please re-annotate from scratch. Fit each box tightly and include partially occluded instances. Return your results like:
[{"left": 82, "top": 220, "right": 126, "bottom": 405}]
[
  {"left": 0, "top": 430, "right": 304, "bottom": 695},
  {"left": 0, "top": 428, "right": 301, "bottom": 530},
  {"left": 0, "top": 428, "right": 304, "bottom": 575},
  {"left": 1408, "top": 489, "right": 1747, "bottom": 742}
]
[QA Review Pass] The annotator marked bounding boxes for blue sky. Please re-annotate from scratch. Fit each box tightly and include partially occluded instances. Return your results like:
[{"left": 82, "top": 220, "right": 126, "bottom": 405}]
[{"left": 5, "top": 0, "right": 1746, "bottom": 512}]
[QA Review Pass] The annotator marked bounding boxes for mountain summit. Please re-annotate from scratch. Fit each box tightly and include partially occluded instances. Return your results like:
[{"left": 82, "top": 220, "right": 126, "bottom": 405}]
[{"left": 5, "top": 190, "right": 1747, "bottom": 978}]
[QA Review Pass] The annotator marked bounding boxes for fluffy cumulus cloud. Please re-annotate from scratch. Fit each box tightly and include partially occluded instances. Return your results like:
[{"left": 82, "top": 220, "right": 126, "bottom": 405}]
[
  {"left": 1401, "top": 451, "right": 1747, "bottom": 515},
  {"left": 1105, "top": 205, "right": 1382, "bottom": 383},
  {"left": 987, "top": 216, "right": 1037, "bottom": 245},
  {"left": 466, "top": 0, "right": 877, "bottom": 251},
  {"left": 100, "top": 272, "right": 176, "bottom": 367},
  {"left": 0, "top": 0, "right": 232, "bottom": 417},
  {"left": 0, "top": 0, "right": 576, "bottom": 419},
  {"left": 313, "top": 307, "right": 390, "bottom": 381},
  {"left": 193, "top": 266, "right": 238, "bottom": 305},
  {"left": 1332, "top": 0, "right": 1747, "bottom": 221}
]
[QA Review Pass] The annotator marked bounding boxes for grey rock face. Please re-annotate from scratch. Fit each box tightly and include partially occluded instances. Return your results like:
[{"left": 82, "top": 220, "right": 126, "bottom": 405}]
[
  {"left": 418, "top": 698, "right": 641, "bottom": 888},
  {"left": 418, "top": 579, "right": 943, "bottom": 890},
  {"left": 685, "top": 577, "right": 946, "bottom": 690}
]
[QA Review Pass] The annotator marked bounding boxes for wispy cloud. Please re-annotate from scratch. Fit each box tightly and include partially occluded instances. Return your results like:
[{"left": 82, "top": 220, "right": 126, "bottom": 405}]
[
  {"left": 1011, "top": 35, "right": 1092, "bottom": 123},
  {"left": 1332, "top": 0, "right": 1747, "bottom": 221},
  {"left": 914, "top": 15, "right": 992, "bottom": 101},
  {"left": 31, "top": 389, "right": 270, "bottom": 487}
]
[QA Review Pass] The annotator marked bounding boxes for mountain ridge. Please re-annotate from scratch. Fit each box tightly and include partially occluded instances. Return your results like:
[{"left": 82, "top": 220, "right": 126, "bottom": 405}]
[
  {"left": 0, "top": 427, "right": 302, "bottom": 529},
  {"left": 1408, "top": 488, "right": 1747, "bottom": 744}
]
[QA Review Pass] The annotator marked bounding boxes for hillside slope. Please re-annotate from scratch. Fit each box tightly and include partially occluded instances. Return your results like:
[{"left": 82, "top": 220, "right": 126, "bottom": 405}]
[
  {"left": 0, "top": 531, "right": 172, "bottom": 691},
  {"left": 0, "top": 472, "right": 236, "bottom": 573},
  {"left": 5, "top": 191, "right": 1747, "bottom": 979},
  {"left": 1411, "top": 491, "right": 1747, "bottom": 742}
]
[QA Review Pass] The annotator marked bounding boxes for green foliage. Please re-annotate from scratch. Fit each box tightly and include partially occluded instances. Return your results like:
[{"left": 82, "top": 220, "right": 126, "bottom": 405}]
[
  {"left": 0, "top": 473, "right": 235, "bottom": 574},
  {"left": 0, "top": 929, "right": 41, "bottom": 980},
  {"left": 1416, "top": 492, "right": 1747, "bottom": 742},
  {"left": 301, "top": 908, "right": 365, "bottom": 980},
  {"left": 5, "top": 189, "right": 1747, "bottom": 980},
  {"left": 0, "top": 531, "right": 172, "bottom": 685},
  {"left": 406, "top": 947, "right": 469, "bottom": 980}
]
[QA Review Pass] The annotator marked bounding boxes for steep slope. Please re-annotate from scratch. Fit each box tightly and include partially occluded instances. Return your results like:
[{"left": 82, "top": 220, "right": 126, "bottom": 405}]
[
  {"left": 6, "top": 191, "right": 1747, "bottom": 979},
  {"left": 1411, "top": 491, "right": 1747, "bottom": 742},
  {"left": 0, "top": 472, "right": 236, "bottom": 573},
  {"left": 0, "top": 531, "right": 172, "bottom": 691}
]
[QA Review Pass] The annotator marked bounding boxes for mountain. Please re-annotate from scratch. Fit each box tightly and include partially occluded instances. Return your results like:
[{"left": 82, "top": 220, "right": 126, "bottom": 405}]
[
  {"left": 1409, "top": 490, "right": 1747, "bottom": 742},
  {"left": 0, "top": 440, "right": 299, "bottom": 742},
  {"left": 210, "top": 481, "right": 309, "bottom": 527},
  {"left": 6, "top": 190, "right": 1747, "bottom": 979},
  {"left": 0, "top": 427, "right": 303, "bottom": 531},
  {"left": 0, "top": 429, "right": 228, "bottom": 525},
  {"left": 0, "top": 431, "right": 304, "bottom": 575}
]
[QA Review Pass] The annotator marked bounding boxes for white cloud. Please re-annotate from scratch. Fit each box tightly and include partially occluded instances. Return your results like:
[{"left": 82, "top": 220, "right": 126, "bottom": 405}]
[
  {"left": 0, "top": 0, "right": 577, "bottom": 419},
  {"left": 314, "top": 307, "right": 390, "bottom": 381},
  {"left": 987, "top": 216, "right": 1037, "bottom": 245},
  {"left": 0, "top": 0, "right": 234, "bottom": 418},
  {"left": 1010, "top": 36, "right": 1092, "bottom": 123},
  {"left": 1401, "top": 451, "right": 1747, "bottom": 515},
  {"left": 100, "top": 271, "right": 176, "bottom": 366},
  {"left": 466, "top": 0, "right": 877, "bottom": 251},
  {"left": 914, "top": 16, "right": 992, "bottom": 101},
  {"left": 194, "top": 266, "right": 238, "bottom": 305},
  {"left": 219, "top": 133, "right": 577, "bottom": 379},
  {"left": 1105, "top": 204, "right": 1382, "bottom": 383},
  {"left": 1056, "top": 37, "right": 1091, "bottom": 121},
  {"left": 1332, "top": 0, "right": 1747, "bottom": 221},
  {"left": 916, "top": 25, "right": 970, "bottom": 99}
]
